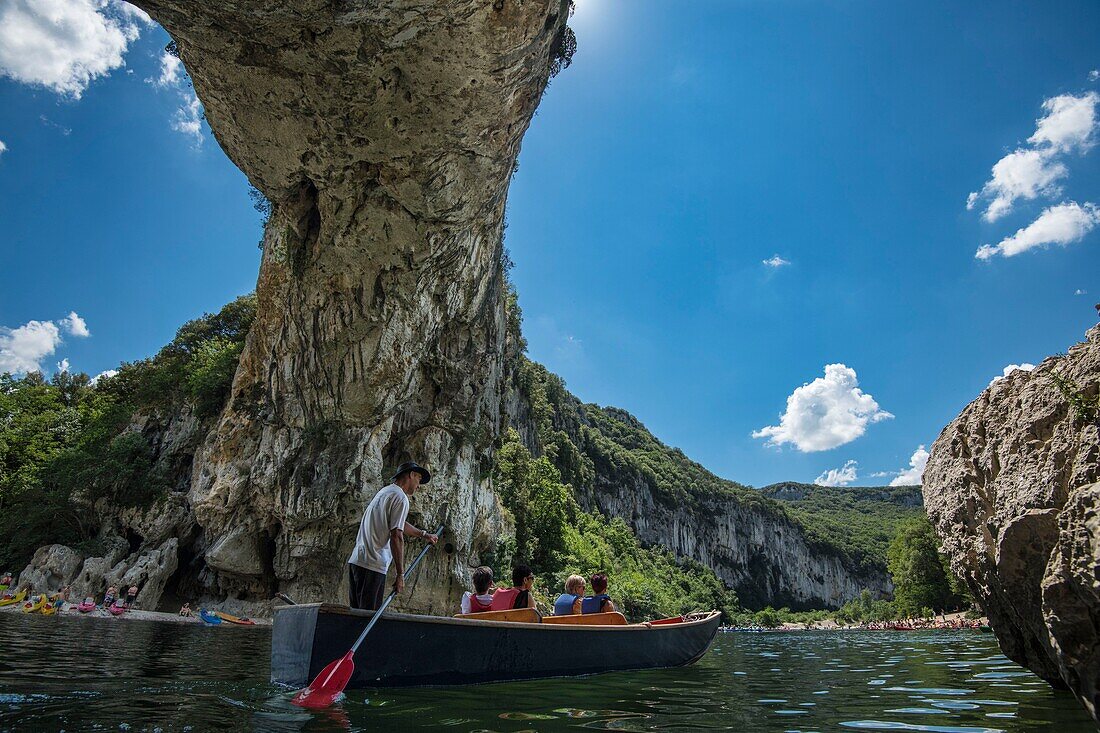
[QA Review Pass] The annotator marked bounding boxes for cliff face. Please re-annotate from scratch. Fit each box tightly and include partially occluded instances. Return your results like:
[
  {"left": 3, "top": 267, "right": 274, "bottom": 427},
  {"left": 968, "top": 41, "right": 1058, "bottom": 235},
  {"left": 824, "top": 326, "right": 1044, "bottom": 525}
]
[
  {"left": 923, "top": 325, "right": 1100, "bottom": 720},
  {"left": 578, "top": 476, "right": 886, "bottom": 609},
  {"left": 120, "top": 0, "right": 571, "bottom": 612},
  {"left": 514, "top": 363, "right": 890, "bottom": 610}
]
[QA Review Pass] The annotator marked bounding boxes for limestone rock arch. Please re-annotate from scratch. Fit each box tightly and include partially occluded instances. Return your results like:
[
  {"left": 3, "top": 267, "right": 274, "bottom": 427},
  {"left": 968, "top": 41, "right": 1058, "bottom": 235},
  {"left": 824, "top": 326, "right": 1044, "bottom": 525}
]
[{"left": 130, "top": 0, "right": 573, "bottom": 610}]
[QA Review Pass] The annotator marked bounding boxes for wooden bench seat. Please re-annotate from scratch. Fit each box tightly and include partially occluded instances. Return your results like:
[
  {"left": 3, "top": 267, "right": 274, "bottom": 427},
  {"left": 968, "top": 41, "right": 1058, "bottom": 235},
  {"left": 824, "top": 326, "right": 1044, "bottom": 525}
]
[
  {"left": 541, "top": 611, "right": 628, "bottom": 626},
  {"left": 454, "top": 608, "right": 542, "bottom": 623}
]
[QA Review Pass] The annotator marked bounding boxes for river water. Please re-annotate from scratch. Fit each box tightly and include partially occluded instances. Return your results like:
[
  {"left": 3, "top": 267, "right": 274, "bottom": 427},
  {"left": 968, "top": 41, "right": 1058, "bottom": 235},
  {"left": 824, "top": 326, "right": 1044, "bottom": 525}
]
[{"left": 0, "top": 613, "right": 1093, "bottom": 732}]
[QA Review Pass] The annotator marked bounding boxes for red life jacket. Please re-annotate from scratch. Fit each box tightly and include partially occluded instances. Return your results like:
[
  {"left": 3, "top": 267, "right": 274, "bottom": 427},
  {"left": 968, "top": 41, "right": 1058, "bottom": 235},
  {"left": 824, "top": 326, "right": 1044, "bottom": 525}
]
[
  {"left": 490, "top": 587, "right": 528, "bottom": 611},
  {"left": 468, "top": 593, "right": 493, "bottom": 612}
]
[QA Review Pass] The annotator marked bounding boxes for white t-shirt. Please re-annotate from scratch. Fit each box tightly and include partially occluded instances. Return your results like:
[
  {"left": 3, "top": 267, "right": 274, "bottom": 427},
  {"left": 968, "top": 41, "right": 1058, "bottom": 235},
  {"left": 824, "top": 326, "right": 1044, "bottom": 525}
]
[
  {"left": 347, "top": 484, "right": 410, "bottom": 573},
  {"left": 460, "top": 591, "right": 495, "bottom": 614}
]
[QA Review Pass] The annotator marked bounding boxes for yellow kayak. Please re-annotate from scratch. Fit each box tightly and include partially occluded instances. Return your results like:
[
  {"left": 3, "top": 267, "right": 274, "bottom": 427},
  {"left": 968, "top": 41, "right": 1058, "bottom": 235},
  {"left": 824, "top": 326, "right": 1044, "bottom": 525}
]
[
  {"left": 214, "top": 611, "right": 256, "bottom": 625},
  {"left": 40, "top": 601, "right": 60, "bottom": 616},
  {"left": 0, "top": 589, "right": 26, "bottom": 607},
  {"left": 22, "top": 594, "right": 47, "bottom": 613}
]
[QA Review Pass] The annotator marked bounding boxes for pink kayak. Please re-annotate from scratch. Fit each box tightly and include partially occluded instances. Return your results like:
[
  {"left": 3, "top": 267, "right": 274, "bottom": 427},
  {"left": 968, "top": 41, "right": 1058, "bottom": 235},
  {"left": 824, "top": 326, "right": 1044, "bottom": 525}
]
[
  {"left": 77, "top": 601, "right": 96, "bottom": 613},
  {"left": 108, "top": 601, "right": 127, "bottom": 616}
]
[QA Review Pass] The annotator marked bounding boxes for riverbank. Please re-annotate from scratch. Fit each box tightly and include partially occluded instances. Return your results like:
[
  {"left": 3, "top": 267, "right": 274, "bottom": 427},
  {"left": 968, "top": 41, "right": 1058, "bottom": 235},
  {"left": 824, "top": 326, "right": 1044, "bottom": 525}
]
[
  {"left": 727, "top": 611, "right": 989, "bottom": 632},
  {"left": 0, "top": 601, "right": 270, "bottom": 625}
]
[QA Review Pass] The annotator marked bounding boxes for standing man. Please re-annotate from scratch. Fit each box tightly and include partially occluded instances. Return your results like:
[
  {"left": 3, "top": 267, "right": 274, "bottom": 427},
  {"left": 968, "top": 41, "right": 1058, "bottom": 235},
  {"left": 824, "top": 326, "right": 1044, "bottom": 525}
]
[{"left": 347, "top": 461, "right": 439, "bottom": 610}]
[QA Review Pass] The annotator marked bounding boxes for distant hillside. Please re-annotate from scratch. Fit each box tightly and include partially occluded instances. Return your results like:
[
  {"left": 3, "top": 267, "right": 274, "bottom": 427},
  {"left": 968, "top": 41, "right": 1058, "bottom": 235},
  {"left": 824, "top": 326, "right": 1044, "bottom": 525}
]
[
  {"left": 759, "top": 482, "right": 926, "bottom": 576},
  {"left": 510, "top": 358, "right": 891, "bottom": 609}
]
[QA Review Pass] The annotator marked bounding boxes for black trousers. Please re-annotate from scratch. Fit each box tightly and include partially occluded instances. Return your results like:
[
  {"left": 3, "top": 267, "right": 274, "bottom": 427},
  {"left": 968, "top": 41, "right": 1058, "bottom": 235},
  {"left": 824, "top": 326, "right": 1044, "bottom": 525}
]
[{"left": 348, "top": 564, "right": 386, "bottom": 610}]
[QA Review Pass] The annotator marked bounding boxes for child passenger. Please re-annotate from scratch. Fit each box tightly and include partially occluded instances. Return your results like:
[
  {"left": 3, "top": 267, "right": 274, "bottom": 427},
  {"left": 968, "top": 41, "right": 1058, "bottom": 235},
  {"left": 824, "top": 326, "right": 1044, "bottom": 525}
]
[
  {"left": 553, "top": 574, "right": 585, "bottom": 616},
  {"left": 460, "top": 566, "right": 495, "bottom": 614},
  {"left": 581, "top": 572, "right": 616, "bottom": 614}
]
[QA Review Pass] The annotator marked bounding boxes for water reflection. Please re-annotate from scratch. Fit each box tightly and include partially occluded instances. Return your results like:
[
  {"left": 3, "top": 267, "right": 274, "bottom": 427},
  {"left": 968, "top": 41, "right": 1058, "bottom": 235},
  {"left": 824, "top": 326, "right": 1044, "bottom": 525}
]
[{"left": 0, "top": 613, "right": 1093, "bottom": 732}]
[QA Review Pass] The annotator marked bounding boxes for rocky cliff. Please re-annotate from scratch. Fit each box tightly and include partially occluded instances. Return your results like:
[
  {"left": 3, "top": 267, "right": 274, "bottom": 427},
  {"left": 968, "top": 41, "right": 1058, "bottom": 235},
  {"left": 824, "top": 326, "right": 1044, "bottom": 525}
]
[
  {"left": 514, "top": 360, "right": 890, "bottom": 610},
  {"left": 923, "top": 325, "right": 1100, "bottom": 720},
  {"left": 115, "top": 0, "right": 573, "bottom": 613}
]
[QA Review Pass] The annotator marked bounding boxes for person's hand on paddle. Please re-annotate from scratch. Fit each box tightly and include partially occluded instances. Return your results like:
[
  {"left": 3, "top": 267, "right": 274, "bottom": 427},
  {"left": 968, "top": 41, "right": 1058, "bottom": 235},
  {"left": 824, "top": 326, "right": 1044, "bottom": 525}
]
[
  {"left": 424, "top": 532, "right": 439, "bottom": 545},
  {"left": 393, "top": 575, "right": 405, "bottom": 594}
]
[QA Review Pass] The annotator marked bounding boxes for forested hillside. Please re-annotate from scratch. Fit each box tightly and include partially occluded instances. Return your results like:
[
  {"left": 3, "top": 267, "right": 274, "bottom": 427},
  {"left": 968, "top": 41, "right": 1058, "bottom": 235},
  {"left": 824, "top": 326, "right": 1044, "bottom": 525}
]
[{"left": 759, "top": 482, "right": 925, "bottom": 576}]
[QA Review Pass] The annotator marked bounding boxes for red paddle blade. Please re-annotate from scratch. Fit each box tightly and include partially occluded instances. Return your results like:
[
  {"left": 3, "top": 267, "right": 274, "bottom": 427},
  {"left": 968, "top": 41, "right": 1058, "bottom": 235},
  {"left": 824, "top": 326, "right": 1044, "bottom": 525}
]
[{"left": 291, "top": 651, "right": 355, "bottom": 709}]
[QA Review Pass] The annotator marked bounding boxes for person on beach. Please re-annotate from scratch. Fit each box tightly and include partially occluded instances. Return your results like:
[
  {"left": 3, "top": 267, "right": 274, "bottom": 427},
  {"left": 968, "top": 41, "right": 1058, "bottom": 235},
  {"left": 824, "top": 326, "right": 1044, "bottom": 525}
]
[
  {"left": 581, "top": 572, "right": 616, "bottom": 614},
  {"left": 179, "top": 603, "right": 194, "bottom": 617},
  {"left": 460, "top": 566, "right": 495, "bottom": 614},
  {"left": 553, "top": 574, "right": 586, "bottom": 616},
  {"left": 490, "top": 565, "right": 537, "bottom": 611},
  {"left": 125, "top": 585, "right": 139, "bottom": 608},
  {"left": 346, "top": 461, "right": 438, "bottom": 611},
  {"left": 103, "top": 585, "right": 118, "bottom": 607}
]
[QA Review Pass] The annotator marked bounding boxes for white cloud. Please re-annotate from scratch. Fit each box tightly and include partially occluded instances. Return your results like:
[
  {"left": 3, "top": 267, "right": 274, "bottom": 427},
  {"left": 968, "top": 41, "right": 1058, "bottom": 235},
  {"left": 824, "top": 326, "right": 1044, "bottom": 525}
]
[
  {"left": 889, "top": 445, "right": 929, "bottom": 486},
  {"left": 1075, "top": 288, "right": 1088, "bottom": 295},
  {"left": 1029, "top": 92, "right": 1100, "bottom": 153},
  {"left": 0, "top": 320, "right": 63, "bottom": 374},
  {"left": 147, "top": 50, "right": 181, "bottom": 88},
  {"left": 0, "top": 140, "right": 6, "bottom": 157},
  {"left": 989, "top": 363, "right": 1035, "bottom": 386},
  {"left": 968, "top": 149, "right": 1066, "bottom": 222},
  {"left": 1090, "top": 70, "right": 1100, "bottom": 82},
  {"left": 976, "top": 201, "right": 1100, "bottom": 260},
  {"left": 763, "top": 254, "right": 791, "bottom": 268},
  {"left": 172, "top": 90, "right": 204, "bottom": 145},
  {"left": 0, "top": 0, "right": 153, "bottom": 98},
  {"left": 814, "top": 460, "right": 858, "bottom": 487},
  {"left": 60, "top": 311, "right": 90, "bottom": 337},
  {"left": 753, "top": 364, "right": 893, "bottom": 452},
  {"left": 90, "top": 368, "right": 118, "bottom": 385},
  {"left": 968, "top": 92, "right": 1100, "bottom": 221},
  {"left": 0, "top": 312, "right": 91, "bottom": 374}
]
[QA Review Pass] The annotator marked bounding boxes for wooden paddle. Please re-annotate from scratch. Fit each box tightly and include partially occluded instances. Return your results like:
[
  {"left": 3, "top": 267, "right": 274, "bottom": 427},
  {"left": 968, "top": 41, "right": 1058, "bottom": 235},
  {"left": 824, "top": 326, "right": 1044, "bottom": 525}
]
[{"left": 291, "top": 525, "right": 444, "bottom": 708}]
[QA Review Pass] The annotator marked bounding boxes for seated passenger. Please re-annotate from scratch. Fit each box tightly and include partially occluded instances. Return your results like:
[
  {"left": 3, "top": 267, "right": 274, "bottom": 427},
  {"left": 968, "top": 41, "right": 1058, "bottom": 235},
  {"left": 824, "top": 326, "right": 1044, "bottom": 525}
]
[
  {"left": 552, "top": 574, "right": 586, "bottom": 616},
  {"left": 489, "top": 564, "right": 537, "bottom": 611},
  {"left": 461, "top": 566, "right": 495, "bottom": 614},
  {"left": 581, "top": 572, "right": 616, "bottom": 614}
]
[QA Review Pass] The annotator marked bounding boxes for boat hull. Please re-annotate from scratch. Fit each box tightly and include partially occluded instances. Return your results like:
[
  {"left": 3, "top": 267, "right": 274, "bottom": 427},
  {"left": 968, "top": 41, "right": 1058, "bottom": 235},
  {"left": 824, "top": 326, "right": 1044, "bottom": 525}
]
[{"left": 272, "top": 604, "right": 721, "bottom": 689}]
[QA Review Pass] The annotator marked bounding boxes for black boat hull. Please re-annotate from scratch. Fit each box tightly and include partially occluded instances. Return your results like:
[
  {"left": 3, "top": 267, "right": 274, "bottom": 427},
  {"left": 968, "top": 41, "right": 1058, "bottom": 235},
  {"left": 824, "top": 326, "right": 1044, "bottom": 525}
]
[{"left": 271, "top": 604, "right": 721, "bottom": 688}]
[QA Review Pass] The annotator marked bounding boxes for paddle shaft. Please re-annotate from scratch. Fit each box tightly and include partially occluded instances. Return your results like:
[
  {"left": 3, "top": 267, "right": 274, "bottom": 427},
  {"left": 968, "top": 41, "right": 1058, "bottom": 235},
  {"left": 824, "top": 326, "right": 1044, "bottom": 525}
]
[{"left": 349, "top": 524, "right": 444, "bottom": 655}]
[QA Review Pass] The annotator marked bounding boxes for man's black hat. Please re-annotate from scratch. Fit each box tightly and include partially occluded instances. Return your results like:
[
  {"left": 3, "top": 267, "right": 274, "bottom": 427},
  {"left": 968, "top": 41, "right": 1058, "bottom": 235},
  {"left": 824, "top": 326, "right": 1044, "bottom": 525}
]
[{"left": 392, "top": 461, "right": 431, "bottom": 484}]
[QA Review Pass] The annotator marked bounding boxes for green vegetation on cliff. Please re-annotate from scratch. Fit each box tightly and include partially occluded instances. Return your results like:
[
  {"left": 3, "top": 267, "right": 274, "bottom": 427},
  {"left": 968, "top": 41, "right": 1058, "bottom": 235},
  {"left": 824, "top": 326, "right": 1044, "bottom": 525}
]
[
  {"left": 0, "top": 295, "right": 255, "bottom": 570},
  {"left": 491, "top": 427, "right": 739, "bottom": 621},
  {"left": 759, "top": 482, "right": 925, "bottom": 576}
]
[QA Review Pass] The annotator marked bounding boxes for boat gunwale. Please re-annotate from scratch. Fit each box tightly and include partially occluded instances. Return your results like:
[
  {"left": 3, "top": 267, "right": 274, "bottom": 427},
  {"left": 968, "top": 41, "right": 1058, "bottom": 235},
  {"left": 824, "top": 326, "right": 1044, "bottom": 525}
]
[{"left": 285, "top": 603, "right": 721, "bottom": 633}]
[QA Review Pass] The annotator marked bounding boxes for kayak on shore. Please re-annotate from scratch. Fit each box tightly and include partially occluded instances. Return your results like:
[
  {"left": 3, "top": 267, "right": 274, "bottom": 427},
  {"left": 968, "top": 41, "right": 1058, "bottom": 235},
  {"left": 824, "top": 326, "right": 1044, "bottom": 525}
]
[
  {"left": 199, "top": 609, "right": 222, "bottom": 625},
  {"left": 215, "top": 611, "right": 255, "bottom": 625},
  {"left": 0, "top": 589, "right": 27, "bottom": 607},
  {"left": 22, "top": 595, "right": 47, "bottom": 614},
  {"left": 272, "top": 604, "right": 720, "bottom": 689}
]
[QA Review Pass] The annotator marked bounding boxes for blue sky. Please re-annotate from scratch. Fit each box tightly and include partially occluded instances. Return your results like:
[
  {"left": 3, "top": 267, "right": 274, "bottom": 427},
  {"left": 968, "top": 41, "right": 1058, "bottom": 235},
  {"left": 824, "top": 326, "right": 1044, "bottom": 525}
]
[{"left": 1, "top": 0, "right": 1097, "bottom": 489}]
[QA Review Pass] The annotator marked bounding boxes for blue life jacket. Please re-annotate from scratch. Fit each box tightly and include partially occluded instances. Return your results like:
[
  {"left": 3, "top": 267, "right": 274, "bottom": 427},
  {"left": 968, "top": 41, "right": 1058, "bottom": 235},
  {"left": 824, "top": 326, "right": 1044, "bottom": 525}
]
[
  {"left": 581, "top": 594, "right": 611, "bottom": 614},
  {"left": 553, "top": 593, "right": 579, "bottom": 616}
]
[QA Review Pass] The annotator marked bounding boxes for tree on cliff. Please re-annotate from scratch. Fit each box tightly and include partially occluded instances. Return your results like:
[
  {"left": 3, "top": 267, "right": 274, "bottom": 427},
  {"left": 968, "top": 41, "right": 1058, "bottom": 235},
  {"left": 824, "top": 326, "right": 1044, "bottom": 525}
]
[{"left": 887, "top": 516, "right": 958, "bottom": 615}]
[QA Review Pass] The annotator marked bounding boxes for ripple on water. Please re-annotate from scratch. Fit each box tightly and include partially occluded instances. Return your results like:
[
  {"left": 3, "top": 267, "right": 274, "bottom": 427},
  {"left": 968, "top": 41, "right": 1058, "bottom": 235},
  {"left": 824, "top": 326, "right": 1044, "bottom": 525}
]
[{"left": 0, "top": 619, "right": 1095, "bottom": 732}]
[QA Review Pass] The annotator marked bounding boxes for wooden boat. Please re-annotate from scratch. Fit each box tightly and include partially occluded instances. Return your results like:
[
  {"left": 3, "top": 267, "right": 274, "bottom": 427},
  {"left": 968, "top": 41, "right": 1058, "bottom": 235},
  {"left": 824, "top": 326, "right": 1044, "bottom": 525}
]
[
  {"left": 272, "top": 604, "right": 721, "bottom": 689},
  {"left": 0, "top": 589, "right": 27, "bottom": 607},
  {"left": 214, "top": 611, "right": 256, "bottom": 625}
]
